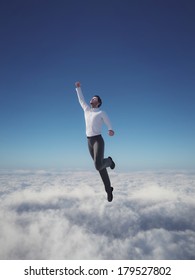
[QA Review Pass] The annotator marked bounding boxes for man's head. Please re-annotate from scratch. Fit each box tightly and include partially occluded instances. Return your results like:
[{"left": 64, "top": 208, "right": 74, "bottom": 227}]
[{"left": 90, "top": 95, "right": 102, "bottom": 108}]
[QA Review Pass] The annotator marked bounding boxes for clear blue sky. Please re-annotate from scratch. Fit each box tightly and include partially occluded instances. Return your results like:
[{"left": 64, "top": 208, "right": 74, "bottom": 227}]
[{"left": 0, "top": 0, "right": 195, "bottom": 171}]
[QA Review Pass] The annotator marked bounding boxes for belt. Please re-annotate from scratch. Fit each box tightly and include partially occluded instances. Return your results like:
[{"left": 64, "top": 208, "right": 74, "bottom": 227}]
[{"left": 87, "top": 134, "right": 101, "bottom": 139}]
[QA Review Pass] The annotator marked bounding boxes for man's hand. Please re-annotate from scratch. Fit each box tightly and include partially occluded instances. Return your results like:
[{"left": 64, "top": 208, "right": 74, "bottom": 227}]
[
  {"left": 75, "top": 81, "right": 81, "bottom": 88},
  {"left": 108, "top": 130, "right": 115, "bottom": 136}
]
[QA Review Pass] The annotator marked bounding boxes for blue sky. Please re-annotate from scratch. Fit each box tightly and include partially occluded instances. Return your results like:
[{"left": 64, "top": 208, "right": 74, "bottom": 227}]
[{"left": 0, "top": 0, "right": 195, "bottom": 171}]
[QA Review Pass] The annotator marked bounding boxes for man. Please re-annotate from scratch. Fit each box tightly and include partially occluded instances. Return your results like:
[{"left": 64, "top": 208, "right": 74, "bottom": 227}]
[{"left": 75, "top": 81, "right": 115, "bottom": 202}]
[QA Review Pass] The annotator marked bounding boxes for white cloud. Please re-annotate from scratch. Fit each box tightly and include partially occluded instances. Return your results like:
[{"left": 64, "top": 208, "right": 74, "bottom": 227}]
[{"left": 0, "top": 169, "right": 194, "bottom": 259}]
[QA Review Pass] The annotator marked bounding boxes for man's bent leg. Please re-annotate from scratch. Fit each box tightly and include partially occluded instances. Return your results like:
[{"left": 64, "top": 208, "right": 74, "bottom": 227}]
[
  {"left": 88, "top": 136, "right": 113, "bottom": 201},
  {"left": 94, "top": 136, "right": 111, "bottom": 171}
]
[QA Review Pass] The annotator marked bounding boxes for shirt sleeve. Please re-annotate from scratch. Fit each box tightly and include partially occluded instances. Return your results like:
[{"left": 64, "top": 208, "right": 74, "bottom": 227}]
[
  {"left": 75, "top": 87, "right": 89, "bottom": 111},
  {"left": 102, "top": 111, "right": 113, "bottom": 131}
]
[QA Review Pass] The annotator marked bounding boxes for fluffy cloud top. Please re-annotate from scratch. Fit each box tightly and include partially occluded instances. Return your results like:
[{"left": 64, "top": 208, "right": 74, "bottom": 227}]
[{"left": 0, "top": 169, "right": 194, "bottom": 259}]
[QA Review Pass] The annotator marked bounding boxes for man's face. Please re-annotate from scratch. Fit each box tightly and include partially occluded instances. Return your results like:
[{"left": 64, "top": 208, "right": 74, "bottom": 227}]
[{"left": 90, "top": 96, "right": 99, "bottom": 108}]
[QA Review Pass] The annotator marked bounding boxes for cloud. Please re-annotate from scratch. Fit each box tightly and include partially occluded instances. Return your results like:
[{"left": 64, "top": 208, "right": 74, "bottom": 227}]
[{"left": 0, "top": 169, "right": 195, "bottom": 259}]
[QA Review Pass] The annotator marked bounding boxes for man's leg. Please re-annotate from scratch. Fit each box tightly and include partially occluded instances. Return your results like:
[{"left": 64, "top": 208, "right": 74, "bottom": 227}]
[
  {"left": 87, "top": 137, "right": 94, "bottom": 160},
  {"left": 99, "top": 168, "right": 113, "bottom": 202},
  {"left": 93, "top": 135, "right": 112, "bottom": 171},
  {"left": 98, "top": 168, "right": 111, "bottom": 193},
  {"left": 93, "top": 136, "right": 113, "bottom": 201},
  {"left": 87, "top": 136, "right": 113, "bottom": 201}
]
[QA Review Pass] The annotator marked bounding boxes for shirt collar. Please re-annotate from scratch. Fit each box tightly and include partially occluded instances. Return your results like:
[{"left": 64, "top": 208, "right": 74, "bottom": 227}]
[{"left": 91, "top": 108, "right": 100, "bottom": 112}]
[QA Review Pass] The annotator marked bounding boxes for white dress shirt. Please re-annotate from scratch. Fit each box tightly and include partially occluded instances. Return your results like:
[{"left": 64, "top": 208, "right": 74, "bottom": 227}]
[{"left": 76, "top": 87, "right": 113, "bottom": 137}]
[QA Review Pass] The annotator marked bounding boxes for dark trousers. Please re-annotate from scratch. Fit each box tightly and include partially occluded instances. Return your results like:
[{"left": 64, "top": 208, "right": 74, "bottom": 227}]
[{"left": 87, "top": 135, "right": 112, "bottom": 193}]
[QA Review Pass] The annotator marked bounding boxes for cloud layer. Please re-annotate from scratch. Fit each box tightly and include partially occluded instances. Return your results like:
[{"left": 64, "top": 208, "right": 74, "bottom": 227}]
[{"left": 0, "top": 169, "right": 195, "bottom": 259}]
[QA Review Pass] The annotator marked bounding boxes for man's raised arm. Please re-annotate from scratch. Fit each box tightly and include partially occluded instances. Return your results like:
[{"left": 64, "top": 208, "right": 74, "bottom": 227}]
[{"left": 75, "top": 81, "right": 89, "bottom": 111}]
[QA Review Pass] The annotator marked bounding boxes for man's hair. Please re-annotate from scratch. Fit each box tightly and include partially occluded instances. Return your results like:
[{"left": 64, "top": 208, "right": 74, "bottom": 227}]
[{"left": 94, "top": 95, "right": 102, "bottom": 107}]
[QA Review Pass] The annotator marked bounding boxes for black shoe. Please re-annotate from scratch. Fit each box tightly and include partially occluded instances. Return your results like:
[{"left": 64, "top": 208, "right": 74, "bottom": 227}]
[
  {"left": 108, "top": 157, "right": 115, "bottom": 170},
  {"left": 107, "top": 187, "right": 113, "bottom": 202}
]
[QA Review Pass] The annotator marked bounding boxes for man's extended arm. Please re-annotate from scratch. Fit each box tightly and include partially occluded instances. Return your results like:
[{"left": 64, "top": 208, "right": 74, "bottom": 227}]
[
  {"left": 102, "top": 112, "right": 115, "bottom": 136},
  {"left": 75, "top": 81, "right": 89, "bottom": 111}
]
